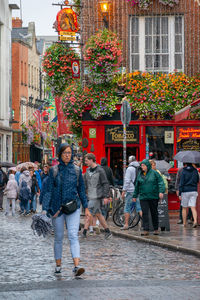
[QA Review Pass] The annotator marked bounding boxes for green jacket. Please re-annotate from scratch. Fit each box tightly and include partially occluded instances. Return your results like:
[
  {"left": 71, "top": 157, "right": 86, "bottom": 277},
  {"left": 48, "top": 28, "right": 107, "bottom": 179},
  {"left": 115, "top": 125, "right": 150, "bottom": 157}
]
[{"left": 132, "top": 159, "right": 165, "bottom": 201}]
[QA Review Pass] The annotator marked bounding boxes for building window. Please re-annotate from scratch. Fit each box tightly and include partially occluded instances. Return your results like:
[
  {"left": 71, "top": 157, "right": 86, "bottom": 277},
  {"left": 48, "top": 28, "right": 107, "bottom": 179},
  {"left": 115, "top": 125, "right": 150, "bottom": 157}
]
[
  {"left": 146, "top": 126, "right": 174, "bottom": 164},
  {"left": 21, "top": 61, "right": 23, "bottom": 84},
  {"left": 6, "top": 135, "right": 10, "bottom": 161},
  {"left": 20, "top": 100, "right": 26, "bottom": 124},
  {"left": 130, "top": 16, "right": 184, "bottom": 73}
]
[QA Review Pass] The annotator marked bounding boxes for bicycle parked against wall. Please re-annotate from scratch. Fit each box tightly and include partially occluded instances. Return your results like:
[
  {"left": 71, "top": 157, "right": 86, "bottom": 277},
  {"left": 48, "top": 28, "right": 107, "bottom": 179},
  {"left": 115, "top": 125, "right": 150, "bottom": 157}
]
[{"left": 111, "top": 186, "right": 141, "bottom": 228}]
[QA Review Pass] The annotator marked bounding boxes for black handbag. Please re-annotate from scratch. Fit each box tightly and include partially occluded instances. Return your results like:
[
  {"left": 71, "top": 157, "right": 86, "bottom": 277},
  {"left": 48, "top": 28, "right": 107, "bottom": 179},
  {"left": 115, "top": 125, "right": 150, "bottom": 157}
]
[{"left": 61, "top": 200, "right": 77, "bottom": 215}]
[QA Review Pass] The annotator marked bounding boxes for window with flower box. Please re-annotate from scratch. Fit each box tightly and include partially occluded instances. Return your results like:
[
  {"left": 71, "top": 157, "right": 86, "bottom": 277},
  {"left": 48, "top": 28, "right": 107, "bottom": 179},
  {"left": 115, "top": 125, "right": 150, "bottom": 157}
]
[{"left": 130, "top": 15, "right": 184, "bottom": 73}]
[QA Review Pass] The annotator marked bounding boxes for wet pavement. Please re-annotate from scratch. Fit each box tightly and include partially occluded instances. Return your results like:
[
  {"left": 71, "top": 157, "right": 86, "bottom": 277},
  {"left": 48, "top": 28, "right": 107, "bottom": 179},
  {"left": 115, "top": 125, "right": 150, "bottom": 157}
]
[
  {"left": 0, "top": 209, "right": 200, "bottom": 299},
  {"left": 105, "top": 213, "right": 200, "bottom": 258}
]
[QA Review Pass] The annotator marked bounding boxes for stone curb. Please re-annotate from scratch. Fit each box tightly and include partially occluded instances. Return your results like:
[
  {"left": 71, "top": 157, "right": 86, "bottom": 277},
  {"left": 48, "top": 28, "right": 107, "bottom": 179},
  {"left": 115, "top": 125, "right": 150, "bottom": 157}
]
[{"left": 80, "top": 221, "right": 200, "bottom": 258}]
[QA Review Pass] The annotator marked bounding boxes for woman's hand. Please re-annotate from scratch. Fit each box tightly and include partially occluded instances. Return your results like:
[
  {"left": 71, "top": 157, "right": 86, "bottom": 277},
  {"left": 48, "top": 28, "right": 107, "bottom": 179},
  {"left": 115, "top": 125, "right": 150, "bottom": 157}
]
[{"left": 132, "top": 198, "right": 136, "bottom": 202}]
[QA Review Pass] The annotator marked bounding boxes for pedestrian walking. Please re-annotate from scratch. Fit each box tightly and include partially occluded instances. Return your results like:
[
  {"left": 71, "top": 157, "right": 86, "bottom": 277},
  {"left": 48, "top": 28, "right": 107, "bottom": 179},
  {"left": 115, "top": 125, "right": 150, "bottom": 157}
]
[
  {"left": 175, "top": 164, "right": 193, "bottom": 224},
  {"left": 29, "top": 169, "right": 40, "bottom": 213},
  {"left": 121, "top": 155, "right": 142, "bottom": 230},
  {"left": 100, "top": 157, "right": 114, "bottom": 186},
  {"left": 4, "top": 174, "right": 18, "bottom": 216},
  {"left": 19, "top": 181, "right": 31, "bottom": 216},
  {"left": 18, "top": 167, "right": 32, "bottom": 214},
  {"left": 83, "top": 153, "right": 112, "bottom": 239},
  {"left": 42, "top": 143, "right": 90, "bottom": 276},
  {"left": 132, "top": 159, "right": 165, "bottom": 236},
  {"left": 179, "top": 163, "right": 199, "bottom": 228},
  {"left": 40, "top": 163, "right": 50, "bottom": 183},
  {"left": 0, "top": 164, "right": 8, "bottom": 210}
]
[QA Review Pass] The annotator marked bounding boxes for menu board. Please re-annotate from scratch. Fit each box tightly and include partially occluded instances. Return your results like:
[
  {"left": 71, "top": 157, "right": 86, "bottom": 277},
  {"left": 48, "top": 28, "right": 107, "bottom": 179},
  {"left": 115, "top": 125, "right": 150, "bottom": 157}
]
[{"left": 177, "top": 127, "right": 200, "bottom": 151}]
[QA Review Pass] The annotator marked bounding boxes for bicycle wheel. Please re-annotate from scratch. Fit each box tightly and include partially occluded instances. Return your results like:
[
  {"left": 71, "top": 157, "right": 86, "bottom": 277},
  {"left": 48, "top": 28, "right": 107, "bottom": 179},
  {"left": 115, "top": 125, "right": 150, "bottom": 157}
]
[
  {"left": 128, "top": 208, "right": 140, "bottom": 228},
  {"left": 112, "top": 203, "right": 125, "bottom": 227}
]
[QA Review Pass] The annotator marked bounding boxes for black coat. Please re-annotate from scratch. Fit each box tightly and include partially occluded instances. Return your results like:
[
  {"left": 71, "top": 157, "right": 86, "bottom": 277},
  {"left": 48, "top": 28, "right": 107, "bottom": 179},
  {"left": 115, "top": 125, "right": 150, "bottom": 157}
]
[{"left": 100, "top": 157, "right": 114, "bottom": 186}]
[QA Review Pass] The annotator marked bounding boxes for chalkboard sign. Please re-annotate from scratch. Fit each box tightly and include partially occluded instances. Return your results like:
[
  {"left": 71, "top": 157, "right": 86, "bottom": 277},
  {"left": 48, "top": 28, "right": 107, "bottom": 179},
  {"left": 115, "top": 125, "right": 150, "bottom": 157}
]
[{"left": 149, "top": 194, "right": 170, "bottom": 231}]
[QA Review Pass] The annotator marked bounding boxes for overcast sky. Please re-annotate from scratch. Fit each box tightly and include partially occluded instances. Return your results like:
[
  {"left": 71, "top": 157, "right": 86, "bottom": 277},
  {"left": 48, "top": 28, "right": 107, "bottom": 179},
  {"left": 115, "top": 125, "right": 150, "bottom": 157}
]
[{"left": 10, "top": 0, "right": 71, "bottom": 36}]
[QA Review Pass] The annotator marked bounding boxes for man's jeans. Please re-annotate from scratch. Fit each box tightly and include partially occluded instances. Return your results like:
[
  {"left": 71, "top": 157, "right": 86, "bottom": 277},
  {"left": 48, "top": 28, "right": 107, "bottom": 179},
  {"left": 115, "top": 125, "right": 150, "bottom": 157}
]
[{"left": 52, "top": 208, "right": 80, "bottom": 260}]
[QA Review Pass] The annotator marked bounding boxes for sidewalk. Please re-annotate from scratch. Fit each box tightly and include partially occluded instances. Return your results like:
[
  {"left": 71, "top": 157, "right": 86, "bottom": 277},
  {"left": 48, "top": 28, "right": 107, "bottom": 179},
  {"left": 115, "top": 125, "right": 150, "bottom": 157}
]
[{"left": 80, "top": 213, "right": 200, "bottom": 258}]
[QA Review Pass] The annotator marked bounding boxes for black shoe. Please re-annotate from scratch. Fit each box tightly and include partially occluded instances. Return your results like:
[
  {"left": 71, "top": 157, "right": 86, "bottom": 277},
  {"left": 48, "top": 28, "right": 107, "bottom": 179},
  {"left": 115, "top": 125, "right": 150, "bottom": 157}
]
[
  {"left": 177, "top": 220, "right": 183, "bottom": 224},
  {"left": 54, "top": 266, "right": 61, "bottom": 274},
  {"left": 73, "top": 266, "right": 85, "bottom": 277},
  {"left": 82, "top": 229, "right": 87, "bottom": 238},
  {"left": 105, "top": 231, "right": 112, "bottom": 239}
]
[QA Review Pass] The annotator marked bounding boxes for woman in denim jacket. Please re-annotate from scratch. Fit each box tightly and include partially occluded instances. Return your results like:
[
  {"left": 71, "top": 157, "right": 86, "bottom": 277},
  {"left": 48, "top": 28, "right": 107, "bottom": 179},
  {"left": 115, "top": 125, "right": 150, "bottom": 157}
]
[{"left": 42, "top": 143, "right": 90, "bottom": 276}]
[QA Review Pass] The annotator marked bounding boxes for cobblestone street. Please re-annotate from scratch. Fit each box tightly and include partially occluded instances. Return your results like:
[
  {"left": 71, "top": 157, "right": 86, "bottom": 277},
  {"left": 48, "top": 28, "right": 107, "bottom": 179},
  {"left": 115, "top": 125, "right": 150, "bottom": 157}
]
[{"left": 1, "top": 211, "right": 200, "bottom": 287}]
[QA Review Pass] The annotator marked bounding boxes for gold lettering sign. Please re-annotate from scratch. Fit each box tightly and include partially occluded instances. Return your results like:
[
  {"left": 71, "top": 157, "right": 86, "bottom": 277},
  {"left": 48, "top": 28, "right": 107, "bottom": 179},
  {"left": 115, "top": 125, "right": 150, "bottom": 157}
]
[
  {"left": 105, "top": 125, "right": 139, "bottom": 144},
  {"left": 177, "top": 127, "right": 200, "bottom": 142}
]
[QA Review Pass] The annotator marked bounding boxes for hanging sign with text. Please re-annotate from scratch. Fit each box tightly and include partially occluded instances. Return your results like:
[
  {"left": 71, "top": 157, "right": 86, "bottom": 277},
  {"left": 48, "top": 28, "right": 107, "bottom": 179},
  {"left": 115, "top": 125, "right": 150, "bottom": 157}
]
[
  {"left": 177, "top": 127, "right": 200, "bottom": 151},
  {"left": 105, "top": 125, "right": 139, "bottom": 144}
]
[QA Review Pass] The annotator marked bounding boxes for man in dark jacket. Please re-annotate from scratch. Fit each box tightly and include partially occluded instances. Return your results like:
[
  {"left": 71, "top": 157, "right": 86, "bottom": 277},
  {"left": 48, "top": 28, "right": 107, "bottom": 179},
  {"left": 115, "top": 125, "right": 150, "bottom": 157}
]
[
  {"left": 133, "top": 159, "right": 165, "bottom": 236},
  {"left": 179, "top": 163, "right": 199, "bottom": 228},
  {"left": 100, "top": 157, "right": 114, "bottom": 186}
]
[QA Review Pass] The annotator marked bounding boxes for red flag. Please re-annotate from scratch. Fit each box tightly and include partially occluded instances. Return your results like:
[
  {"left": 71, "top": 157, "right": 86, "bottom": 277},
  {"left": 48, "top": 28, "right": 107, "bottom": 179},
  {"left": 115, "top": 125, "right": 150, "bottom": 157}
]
[
  {"left": 33, "top": 109, "right": 41, "bottom": 130},
  {"left": 55, "top": 96, "right": 72, "bottom": 136}
]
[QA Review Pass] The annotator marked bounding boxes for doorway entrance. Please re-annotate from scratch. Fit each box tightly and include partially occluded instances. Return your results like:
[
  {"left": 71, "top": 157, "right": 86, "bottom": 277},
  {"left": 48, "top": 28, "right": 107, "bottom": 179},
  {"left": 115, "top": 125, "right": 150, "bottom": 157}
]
[{"left": 106, "top": 146, "right": 138, "bottom": 185}]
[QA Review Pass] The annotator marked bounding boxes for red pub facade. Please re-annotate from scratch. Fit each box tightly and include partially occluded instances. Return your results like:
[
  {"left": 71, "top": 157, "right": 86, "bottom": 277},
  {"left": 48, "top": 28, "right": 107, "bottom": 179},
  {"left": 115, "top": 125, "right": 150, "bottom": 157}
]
[{"left": 81, "top": 0, "right": 200, "bottom": 210}]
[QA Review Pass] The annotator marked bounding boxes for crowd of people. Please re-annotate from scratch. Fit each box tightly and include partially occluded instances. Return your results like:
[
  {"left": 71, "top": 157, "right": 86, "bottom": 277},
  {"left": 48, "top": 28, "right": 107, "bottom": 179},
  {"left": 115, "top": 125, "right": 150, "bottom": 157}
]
[{"left": 0, "top": 148, "right": 199, "bottom": 277}]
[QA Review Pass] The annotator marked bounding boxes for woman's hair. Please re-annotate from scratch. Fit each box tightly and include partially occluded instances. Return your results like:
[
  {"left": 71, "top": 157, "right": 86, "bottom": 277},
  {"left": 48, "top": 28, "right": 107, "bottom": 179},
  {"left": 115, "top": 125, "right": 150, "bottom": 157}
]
[
  {"left": 149, "top": 159, "right": 156, "bottom": 167},
  {"left": 20, "top": 167, "right": 27, "bottom": 173},
  {"left": 58, "top": 143, "right": 71, "bottom": 159}
]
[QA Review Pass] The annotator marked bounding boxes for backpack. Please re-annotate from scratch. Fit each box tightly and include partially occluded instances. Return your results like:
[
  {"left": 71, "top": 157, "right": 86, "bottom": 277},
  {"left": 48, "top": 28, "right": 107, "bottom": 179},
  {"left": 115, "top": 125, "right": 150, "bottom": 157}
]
[
  {"left": 130, "top": 165, "right": 140, "bottom": 185},
  {"left": 52, "top": 164, "right": 80, "bottom": 186},
  {"left": 0, "top": 170, "right": 3, "bottom": 186}
]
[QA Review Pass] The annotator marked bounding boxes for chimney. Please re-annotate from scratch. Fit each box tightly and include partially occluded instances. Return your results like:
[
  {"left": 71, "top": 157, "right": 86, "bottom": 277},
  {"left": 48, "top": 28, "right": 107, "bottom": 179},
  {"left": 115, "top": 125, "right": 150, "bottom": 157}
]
[{"left": 12, "top": 17, "right": 23, "bottom": 28}]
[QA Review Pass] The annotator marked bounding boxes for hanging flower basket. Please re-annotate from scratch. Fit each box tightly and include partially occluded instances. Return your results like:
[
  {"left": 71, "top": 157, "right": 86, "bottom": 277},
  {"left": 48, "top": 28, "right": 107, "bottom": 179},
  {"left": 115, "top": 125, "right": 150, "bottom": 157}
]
[
  {"left": 83, "top": 29, "right": 122, "bottom": 84},
  {"left": 42, "top": 43, "right": 79, "bottom": 96}
]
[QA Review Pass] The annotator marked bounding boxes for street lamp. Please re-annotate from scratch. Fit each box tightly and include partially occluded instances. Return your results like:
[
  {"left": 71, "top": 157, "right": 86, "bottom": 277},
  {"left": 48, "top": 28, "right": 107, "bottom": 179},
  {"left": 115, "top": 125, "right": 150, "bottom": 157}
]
[{"left": 99, "top": 1, "right": 110, "bottom": 28}]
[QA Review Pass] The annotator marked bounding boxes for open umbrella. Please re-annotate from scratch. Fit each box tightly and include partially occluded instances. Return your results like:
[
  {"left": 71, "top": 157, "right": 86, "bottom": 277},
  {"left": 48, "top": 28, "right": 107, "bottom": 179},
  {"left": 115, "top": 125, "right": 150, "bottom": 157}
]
[
  {"left": 16, "top": 162, "right": 37, "bottom": 171},
  {"left": 8, "top": 167, "right": 17, "bottom": 173},
  {"left": 154, "top": 160, "right": 172, "bottom": 173},
  {"left": 174, "top": 151, "right": 200, "bottom": 164},
  {"left": 0, "top": 162, "right": 16, "bottom": 168}
]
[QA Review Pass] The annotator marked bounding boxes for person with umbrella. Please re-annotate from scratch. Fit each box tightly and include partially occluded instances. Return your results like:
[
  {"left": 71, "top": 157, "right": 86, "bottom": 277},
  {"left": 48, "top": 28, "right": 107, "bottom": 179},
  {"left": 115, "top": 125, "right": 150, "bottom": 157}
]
[{"left": 179, "top": 163, "right": 199, "bottom": 228}]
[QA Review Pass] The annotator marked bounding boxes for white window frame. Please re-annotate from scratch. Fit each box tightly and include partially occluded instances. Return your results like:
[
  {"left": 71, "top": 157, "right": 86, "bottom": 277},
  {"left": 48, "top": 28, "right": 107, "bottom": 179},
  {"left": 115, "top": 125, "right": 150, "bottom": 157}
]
[
  {"left": 130, "top": 15, "right": 184, "bottom": 73},
  {"left": 20, "top": 98, "right": 27, "bottom": 124}
]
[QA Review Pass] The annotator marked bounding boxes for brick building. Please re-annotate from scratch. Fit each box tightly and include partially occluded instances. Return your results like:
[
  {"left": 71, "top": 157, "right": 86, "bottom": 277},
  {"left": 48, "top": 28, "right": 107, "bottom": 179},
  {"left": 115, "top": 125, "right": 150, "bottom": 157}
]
[
  {"left": 11, "top": 18, "right": 40, "bottom": 163},
  {"left": 82, "top": 0, "right": 200, "bottom": 76},
  {"left": 81, "top": 0, "right": 200, "bottom": 210}
]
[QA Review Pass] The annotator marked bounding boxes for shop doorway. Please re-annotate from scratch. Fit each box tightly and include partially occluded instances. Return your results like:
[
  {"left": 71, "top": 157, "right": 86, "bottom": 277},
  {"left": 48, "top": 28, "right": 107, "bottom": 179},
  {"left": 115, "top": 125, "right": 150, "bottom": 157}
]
[{"left": 107, "top": 146, "right": 137, "bottom": 185}]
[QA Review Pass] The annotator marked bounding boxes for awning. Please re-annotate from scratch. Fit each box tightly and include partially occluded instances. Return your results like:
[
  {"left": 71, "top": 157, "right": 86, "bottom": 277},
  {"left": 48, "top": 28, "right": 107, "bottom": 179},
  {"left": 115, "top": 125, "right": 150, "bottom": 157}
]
[{"left": 175, "top": 99, "right": 200, "bottom": 122}]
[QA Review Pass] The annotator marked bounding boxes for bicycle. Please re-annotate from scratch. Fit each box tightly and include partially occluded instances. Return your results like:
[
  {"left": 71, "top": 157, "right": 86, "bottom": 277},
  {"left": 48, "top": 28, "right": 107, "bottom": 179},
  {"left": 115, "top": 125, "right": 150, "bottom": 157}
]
[{"left": 112, "top": 188, "right": 141, "bottom": 228}]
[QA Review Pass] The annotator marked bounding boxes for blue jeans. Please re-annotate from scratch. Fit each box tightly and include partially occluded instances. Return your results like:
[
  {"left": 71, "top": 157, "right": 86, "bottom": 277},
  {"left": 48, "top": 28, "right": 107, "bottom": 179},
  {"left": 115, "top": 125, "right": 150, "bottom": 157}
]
[
  {"left": 124, "top": 192, "right": 141, "bottom": 213},
  {"left": 30, "top": 194, "right": 37, "bottom": 211},
  {"left": 52, "top": 208, "right": 80, "bottom": 260}
]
